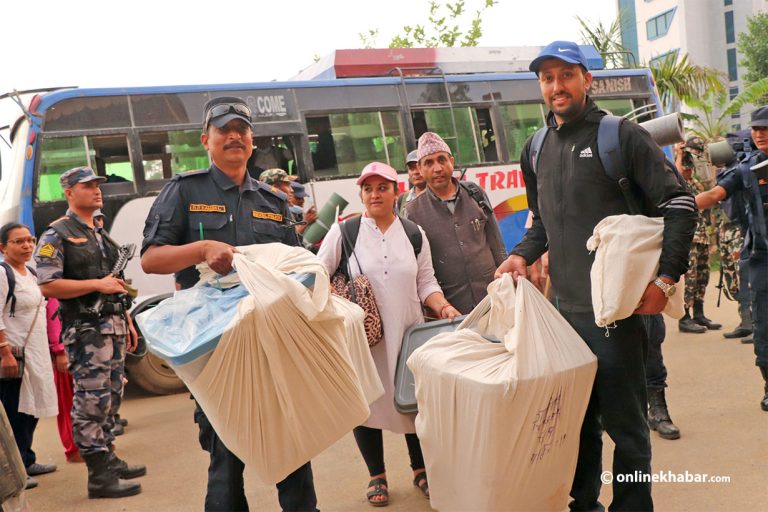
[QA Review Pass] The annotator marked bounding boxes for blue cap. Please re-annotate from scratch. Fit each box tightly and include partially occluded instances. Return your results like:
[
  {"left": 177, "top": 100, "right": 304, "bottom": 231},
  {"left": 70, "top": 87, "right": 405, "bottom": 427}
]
[
  {"left": 290, "top": 181, "right": 308, "bottom": 198},
  {"left": 529, "top": 40, "right": 589, "bottom": 74},
  {"left": 750, "top": 106, "right": 768, "bottom": 128}
]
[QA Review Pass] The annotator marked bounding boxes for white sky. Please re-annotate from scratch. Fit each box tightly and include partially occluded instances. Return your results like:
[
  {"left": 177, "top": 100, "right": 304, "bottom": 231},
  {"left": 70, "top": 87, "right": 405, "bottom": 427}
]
[{"left": 0, "top": 0, "right": 616, "bottom": 128}]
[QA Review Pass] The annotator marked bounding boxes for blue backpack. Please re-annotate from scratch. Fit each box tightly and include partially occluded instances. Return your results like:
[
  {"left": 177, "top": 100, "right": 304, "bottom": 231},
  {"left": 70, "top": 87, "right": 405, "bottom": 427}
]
[{"left": 529, "top": 114, "right": 679, "bottom": 215}]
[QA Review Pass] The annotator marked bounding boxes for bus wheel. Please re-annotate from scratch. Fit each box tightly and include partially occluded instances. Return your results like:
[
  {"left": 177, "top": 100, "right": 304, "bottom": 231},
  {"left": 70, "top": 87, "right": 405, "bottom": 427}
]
[
  {"left": 126, "top": 294, "right": 186, "bottom": 395},
  {"left": 126, "top": 352, "right": 186, "bottom": 395}
]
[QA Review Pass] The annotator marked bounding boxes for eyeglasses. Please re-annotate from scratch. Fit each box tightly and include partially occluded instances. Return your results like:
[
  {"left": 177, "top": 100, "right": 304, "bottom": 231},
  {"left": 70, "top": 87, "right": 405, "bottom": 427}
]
[
  {"left": 204, "top": 103, "right": 251, "bottom": 127},
  {"left": 8, "top": 237, "right": 36, "bottom": 245}
]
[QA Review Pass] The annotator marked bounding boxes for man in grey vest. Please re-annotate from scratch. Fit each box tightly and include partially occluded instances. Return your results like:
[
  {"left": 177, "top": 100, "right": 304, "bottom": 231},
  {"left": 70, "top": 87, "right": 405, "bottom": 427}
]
[{"left": 403, "top": 132, "right": 507, "bottom": 314}]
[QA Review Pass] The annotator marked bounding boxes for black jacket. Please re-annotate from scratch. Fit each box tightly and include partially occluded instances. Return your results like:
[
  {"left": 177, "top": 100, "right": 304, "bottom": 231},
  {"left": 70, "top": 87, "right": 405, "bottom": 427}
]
[{"left": 511, "top": 97, "right": 696, "bottom": 313}]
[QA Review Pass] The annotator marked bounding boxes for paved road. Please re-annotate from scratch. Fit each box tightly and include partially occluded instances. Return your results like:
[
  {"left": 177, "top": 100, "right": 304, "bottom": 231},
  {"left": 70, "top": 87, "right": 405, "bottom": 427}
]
[{"left": 16, "top": 282, "right": 768, "bottom": 511}]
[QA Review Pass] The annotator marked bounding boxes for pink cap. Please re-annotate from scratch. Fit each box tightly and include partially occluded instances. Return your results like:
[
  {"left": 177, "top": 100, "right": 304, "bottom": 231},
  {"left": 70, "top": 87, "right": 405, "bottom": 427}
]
[
  {"left": 417, "top": 132, "right": 452, "bottom": 161},
  {"left": 356, "top": 162, "right": 398, "bottom": 186}
]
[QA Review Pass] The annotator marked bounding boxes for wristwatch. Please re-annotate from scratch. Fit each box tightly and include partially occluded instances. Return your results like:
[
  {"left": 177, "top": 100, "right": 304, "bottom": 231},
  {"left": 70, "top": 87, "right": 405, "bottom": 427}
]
[{"left": 653, "top": 277, "right": 676, "bottom": 298}]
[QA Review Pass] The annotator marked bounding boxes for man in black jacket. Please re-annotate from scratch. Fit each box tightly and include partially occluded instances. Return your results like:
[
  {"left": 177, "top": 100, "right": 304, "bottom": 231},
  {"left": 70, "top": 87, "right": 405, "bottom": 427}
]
[{"left": 496, "top": 41, "right": 696, "bottom": 511}]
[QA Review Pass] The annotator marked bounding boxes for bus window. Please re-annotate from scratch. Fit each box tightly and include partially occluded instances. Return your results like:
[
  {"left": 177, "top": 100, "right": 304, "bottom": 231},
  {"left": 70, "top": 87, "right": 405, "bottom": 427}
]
[
  {"left": 499, "top": 103, "right": 546, "bottom": 162},
  {"left": 594, "top": 98, "right": 635, "bottom": 118},
  {"left": 139, "top": 130, "right": 209, "bottom": 181},
  {"left": 306, "top": 111, "right": 405, "bottom": 177},
  {"left": 37, "top": 134, "right": 133, "bottom": 202},
  {"left": 411, "top": 107, "right": 487, "bottom": 165}
]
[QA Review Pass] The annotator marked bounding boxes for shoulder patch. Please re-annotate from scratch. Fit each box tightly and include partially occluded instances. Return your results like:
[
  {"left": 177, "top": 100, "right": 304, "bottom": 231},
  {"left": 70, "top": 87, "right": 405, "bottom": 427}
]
[
  {"left": 38, "top": 243, "right": 55, "bottom": 258},
  {"left": 174, "top": 168, "right": 210, "bottom": 180}
]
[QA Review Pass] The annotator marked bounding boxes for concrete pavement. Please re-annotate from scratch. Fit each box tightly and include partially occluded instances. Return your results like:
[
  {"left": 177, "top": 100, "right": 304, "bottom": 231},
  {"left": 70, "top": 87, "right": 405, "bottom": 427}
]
[{"left": 16, "top": 281, "right": 768, "bottom": 511}]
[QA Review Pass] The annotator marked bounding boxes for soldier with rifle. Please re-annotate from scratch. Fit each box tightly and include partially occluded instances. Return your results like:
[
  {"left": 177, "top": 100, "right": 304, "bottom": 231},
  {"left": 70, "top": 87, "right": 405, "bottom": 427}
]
[{"left": 33, "top": 167, "right": 146, "bottom": 499}]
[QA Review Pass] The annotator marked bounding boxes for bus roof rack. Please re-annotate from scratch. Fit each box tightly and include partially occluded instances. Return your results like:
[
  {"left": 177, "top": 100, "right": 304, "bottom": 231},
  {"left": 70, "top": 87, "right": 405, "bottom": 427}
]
[{"left": 291, "top": 46, "right": 605, "bottom": 81}]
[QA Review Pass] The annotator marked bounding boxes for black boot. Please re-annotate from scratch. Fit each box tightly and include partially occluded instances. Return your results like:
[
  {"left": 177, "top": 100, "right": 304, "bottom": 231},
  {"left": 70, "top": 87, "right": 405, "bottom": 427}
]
[
  {"left": 83, "top": 452, "right": 141, "bottom": 499},
  {"left": 107, "top": 451, "right": 146, "bottom": 479},
  {"left": 115, "top": 414, "right": 128, "bottom": 427},
  {"left": 760, "top": 367, "right": 768, "bottom": 412},
  {"left": 725, "top": 303, "right": 753, "bottom": 338},
  {"left": 692, "top": 301, "right": 722, "bottom": 330},
  {"left": 648, "top": 388, "right": 681, "bottom": 439},
  {"left": 112, "top": 422, "right": 124, "bottom": 436},
  {"left": 679, "top": 309, "right": 706, "bottom": 333}
]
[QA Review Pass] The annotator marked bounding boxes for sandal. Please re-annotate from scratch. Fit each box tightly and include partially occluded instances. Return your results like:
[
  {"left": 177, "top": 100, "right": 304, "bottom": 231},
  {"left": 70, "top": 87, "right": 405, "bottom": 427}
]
[
  {"left": 413, "top": 471, "right": 429, "bottom": 499},
  {"left": 366, "top": 477, "right": 389, "bottom": 507}
]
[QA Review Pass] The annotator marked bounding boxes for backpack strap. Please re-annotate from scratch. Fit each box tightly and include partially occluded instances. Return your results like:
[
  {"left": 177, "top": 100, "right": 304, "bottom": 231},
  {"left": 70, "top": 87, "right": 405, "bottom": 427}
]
[
  {"left": 596, "top": 114, "right": 643, "bottom": 215},
  {"left": 1, "top": 261, "right": 17, "bottom": 317},
  {"left": 398, "top": 216, "right": 423, "bottom": 258},
  {"left": 530, "top": 126, "right": 548, "bottom": 175},
  {"left": 459, "top": 181, "right": 494, "bottom": 217}
]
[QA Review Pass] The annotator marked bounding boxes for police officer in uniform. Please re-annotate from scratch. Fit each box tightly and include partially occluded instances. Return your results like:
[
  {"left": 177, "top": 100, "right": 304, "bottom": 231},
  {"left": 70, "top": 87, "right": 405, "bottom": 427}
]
[
  {"left": 677, "top": 137, "right": 721, "bottom": 333},
  {"left": 34, "top": 167, "right": 146, "bottom": 499},
  {"left": 140, "top": 97, "right": 318, "bottom": 511},
  {"left": 697, "top": 106, "right": 768, "bottom": 411}
]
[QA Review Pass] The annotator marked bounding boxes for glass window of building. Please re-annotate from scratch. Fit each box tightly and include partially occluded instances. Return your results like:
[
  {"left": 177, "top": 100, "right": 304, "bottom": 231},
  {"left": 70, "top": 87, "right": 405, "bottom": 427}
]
[
  {"left": 724, "top": 11, "right": 735, "bottom": 44},
  {"left": 727, "top": 48, "right": 738, "bottom": 81},
  {"left": 646, "top": 8, "right": 676, "bottom": 40}
]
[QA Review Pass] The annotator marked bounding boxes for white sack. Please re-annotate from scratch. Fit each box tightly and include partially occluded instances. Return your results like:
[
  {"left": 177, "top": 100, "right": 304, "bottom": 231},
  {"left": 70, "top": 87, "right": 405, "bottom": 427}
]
[
  {"left": 186, "top": 244, "right": 375, "bottom": 484},
  {"left": 408, "top": 275, "right": 597, "bottom": 512},
  {"left": 587, "top": 214, "right": 685, "bottom": 327}
]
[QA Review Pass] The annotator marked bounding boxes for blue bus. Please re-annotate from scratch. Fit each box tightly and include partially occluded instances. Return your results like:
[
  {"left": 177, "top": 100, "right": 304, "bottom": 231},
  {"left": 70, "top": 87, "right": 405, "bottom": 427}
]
[{"left": 0, "top": 48, "right": 664, "bottom": 393}]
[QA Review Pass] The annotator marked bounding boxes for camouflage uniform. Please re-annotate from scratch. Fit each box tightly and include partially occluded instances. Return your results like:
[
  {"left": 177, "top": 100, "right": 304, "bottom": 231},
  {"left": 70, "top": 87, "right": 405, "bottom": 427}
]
[
  {"left": 716, "top": 207, "right": 744, "bottom": 301},
  {"left": 34, "top": 211, "right": 127, "bottom": 456},
  {"left": 684, "top": 177, "right": 711, "bottom": 309}
]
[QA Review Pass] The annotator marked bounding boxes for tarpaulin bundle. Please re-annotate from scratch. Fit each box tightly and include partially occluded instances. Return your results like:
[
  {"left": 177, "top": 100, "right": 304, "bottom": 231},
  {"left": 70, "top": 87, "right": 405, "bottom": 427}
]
[
  {"left": 587, "top": 214, "right": 685, "bottom": 327},
  {"left": 138, "top": 243, "right": 382, "bottom": 483},
  {"left": 408, "top": 275, "right": 597, "bottom": 512}
]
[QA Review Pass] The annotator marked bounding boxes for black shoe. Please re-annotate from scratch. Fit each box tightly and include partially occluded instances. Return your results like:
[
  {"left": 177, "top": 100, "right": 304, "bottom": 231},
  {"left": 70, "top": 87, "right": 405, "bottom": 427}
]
[
  {"left": 26, "top": 463, "right": 57, "bottom": 476},
  {"left": 112, "top": 422, "right": 124, "bottom": 436},
  {"left": 724, "top": 327, "right": 752, "bottom": 339},
  {"left": 760, "top": 367, "right": 768, "bottom": 412},
  {"left": 108, "top": 452, "right": 146, "bottom": 479},
  {"left": 25, "top": 476, "right": 38, "bottom": 490},
  {"left": 741, "top": 337, "right": 754, "bottom": 345},
  {"left": 692, "top": 302, "right": 722, "bottom": 330},
  {"left": 648, "top": 388, "right": 681, "bottom": 440},
  {"left": 115, "top": 414, "right": 128, "bottom": 427},
  {"left": 679, "top": 316, "right": 706, "bottom": 333},
  {"left": 83, "top": 452, "right": 141, "bottom": 499}
]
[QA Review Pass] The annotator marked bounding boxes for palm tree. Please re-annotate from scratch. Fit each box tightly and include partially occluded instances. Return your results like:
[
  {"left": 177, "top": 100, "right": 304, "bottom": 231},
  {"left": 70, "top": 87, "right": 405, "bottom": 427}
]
[
  {"left": 576, "top": 16, "right": 631, "bottom": 69},
  {"left": 576, "top": 16, "right": 726, "bottom": 114},
  {"left": 649, "top": 52, "right": 726, "bottom": 114},
  {"left": 685, "top": 77, "right": 768, "bottom": 140}
]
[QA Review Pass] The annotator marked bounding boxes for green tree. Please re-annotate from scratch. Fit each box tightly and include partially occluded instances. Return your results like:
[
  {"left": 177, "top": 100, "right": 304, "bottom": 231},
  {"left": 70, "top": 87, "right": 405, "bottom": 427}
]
[
  {"left": 737, "top": 12, "right": 768, "bottom": 102},
  {"left": 650, "top": 52, "right": 726, "bottom": 114},
  {"left": 685, "top": 78, "right": 768, "bottom": 140},
  {"left": 360, "top": 0, "right": 497, "bottom": 49}
]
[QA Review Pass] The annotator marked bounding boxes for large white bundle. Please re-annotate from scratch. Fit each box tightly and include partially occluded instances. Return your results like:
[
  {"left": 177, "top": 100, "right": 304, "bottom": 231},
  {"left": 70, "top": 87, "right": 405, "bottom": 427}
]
[
  {"left": 185, "top": 244, "right": 376, "bottom": 484},
  {"left": 587, "top": 214, "right": 684, "bottom": 327},
  {"left": 408, "top": 275, "right": 597, "bottom": 512}
]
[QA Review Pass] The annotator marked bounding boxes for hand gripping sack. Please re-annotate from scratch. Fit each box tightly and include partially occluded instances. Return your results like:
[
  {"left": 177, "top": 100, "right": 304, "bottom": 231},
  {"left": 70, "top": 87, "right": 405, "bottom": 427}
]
[
  {"left": 408, "top": 275, "right": 597, "bottom": 512},
  {"left": 180, "top": 244, "right": 374, "bottom": 483},
  {"left": 587, "top": 214, "right": 685, "bottom": 327}
]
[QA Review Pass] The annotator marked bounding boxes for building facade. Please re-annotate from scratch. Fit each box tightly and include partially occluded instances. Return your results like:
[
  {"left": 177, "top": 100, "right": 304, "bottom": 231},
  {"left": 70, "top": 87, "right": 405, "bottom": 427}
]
[{"left": 619, "top": 0, "right": 766, "bottom": 130}]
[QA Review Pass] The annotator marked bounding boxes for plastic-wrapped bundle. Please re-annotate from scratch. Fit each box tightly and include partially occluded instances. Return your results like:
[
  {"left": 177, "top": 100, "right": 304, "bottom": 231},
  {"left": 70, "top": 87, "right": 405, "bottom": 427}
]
[
  {"left": 137, "top": 243, "right": 382, "bottom": 483},
  {"left": 408, "top": 275, "right": 597, "bottom": 512}
]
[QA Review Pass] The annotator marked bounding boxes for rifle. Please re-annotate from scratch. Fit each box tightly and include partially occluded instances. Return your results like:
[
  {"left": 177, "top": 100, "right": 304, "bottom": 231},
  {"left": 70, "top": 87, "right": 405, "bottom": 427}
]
[{"left": 85, "top": 243, "right": 137, "bottom": 317}]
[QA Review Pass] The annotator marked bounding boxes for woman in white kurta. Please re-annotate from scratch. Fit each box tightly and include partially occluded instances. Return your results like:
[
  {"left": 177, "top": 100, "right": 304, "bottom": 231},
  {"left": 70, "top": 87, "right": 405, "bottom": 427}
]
[
  {"left": 0, "top": 223, "right": 58, "bottom": 486},
  {"left": 318, "top": 162, "right": 460, "bottom": 506}
]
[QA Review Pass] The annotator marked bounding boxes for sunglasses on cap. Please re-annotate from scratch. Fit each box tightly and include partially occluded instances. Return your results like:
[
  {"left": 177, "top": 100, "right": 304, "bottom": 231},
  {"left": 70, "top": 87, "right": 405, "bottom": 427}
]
[{"left": 204, "top": 103, "right": 251, "bottom": 126}]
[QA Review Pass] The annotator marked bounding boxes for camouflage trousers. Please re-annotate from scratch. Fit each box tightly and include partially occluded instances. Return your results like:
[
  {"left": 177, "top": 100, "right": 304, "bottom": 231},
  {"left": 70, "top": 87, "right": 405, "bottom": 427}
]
[
  {"left": 64, "top": 325, "right": 126, "bottom": 456},
  {"left": 684, "top": 241, "right": 710, "bottom": 309},
  {"left": 718, "top": 222, "right": 743, "bottom": 301}
]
